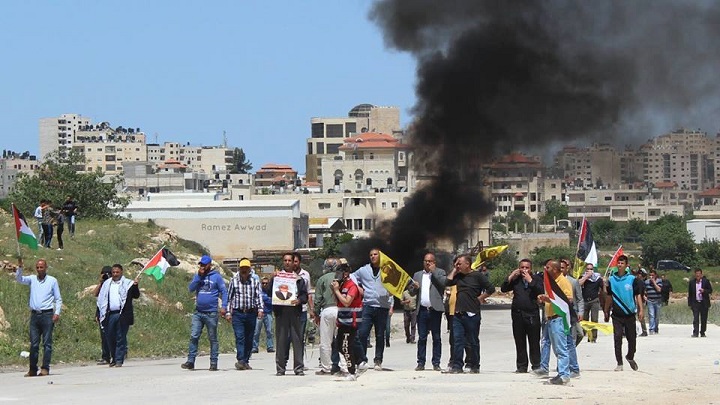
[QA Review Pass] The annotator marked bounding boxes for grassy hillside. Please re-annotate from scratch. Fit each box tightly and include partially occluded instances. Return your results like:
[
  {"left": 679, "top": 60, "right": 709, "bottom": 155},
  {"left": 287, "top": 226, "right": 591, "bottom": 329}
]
[{"left": 0, "top": 215, "right": 239, "bottom": 366}]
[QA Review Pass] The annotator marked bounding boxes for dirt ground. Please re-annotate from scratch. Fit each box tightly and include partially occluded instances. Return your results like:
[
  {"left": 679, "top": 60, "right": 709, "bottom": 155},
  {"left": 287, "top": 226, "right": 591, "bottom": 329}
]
[{"left": 0, "top": 309, "right": 718, "bottom": 404}]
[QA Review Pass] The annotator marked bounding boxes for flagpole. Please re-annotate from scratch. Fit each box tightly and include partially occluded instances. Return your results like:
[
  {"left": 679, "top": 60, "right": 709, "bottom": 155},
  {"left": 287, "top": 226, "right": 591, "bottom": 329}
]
[
  {"left": 136, "top": 245, "right": 166, "bottom": 282},
  {"left": 11, "top": 203, "right": 22, "bottom": 260}
]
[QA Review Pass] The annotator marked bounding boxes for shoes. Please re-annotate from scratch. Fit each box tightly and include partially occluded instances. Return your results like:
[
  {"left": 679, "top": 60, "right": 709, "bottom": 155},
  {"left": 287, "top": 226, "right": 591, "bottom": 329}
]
[
  {"left": 640, "top": 332, "right": 648, "bottom": 337},
  {"left": 358, "top": 361, "right": 368, "bottom": 371},
  {"left": 344, "top": 374, "right": 357, "bottom": 381},
  {"left": 367, "top": 342, "right": 373, "bottom": 348},
  {"left": 39, "top": 369, "right": 49, "bottom": 376},
  {"left": 315, "top": 370, "right": 333, "bottom": 375},
  {"left": 692, "top": 333, "right": 699, "bottom": 338},
  {"left": 415, "top": 365, "right": 425, "bottom": 371},
  {"left": 547, "top": 375, "right": 569, "bottom": 385},
  {"left": 181, "top": 362, "right": 195, "bottom": 370},
  {"left": 109, "top": 362, "right": 117, "bottom": 367},
  {"left": 56, "top": 248, "right": 62, "bottom": 251},
  {"left": 235, "top": 361, "right": 249, "bottom": 370},
  {"left": 97, "top": 359, "right": 110, "bottom": 365},
  {"left": 295, "top": 371, "right": 305, "bottom": 376},
  {"left": 276, "top": 371, "right": 285, "bottom": 376},
  {"left": 115, "top": 363, "right": 123, "bottom": 368},
  {"left": 569, "top": 371, "right": 581, "bottom": 378},
  {"left": 386, "top": 340, "right": 390, "bottom": 347},
  {"left": 701, "top": 332, "right": 707, "bottom": 337},
  {"left": 468, "top": 368, "right": 479, "bottom": 374},
  {"left": 209, "top": 364, "right": 218, "bottom": 371},
  {"left": 649, "top": 331, "right": 655, "bottom": 335},
  {"left": 374, "top": 362, "right": 383, "bottom": 371},
  {"left": 533, "top": 368, "right": 549, "bottom": 377},
  {"left": 251, "top": 349, "right": 259, "bottom": 354},
  {"left": 267, "top": 348, "right": 275, "bottom": 353},
  {"left": 626, "top": 356, "right": 638, "bottom": 371},
  {"left": 515, "top": 369, "right": 528, "bottom": 373},
  {"left": 614, "top": 365, "right": 623, "bottom": 371},
  {"left": 410, "top": 340, "right": 416, "bottom": 344},
  {"left": 442, "top": 368, "right": 463, "bottom": 374},
  {"left": 433, "top": 365, "right": 442, "bottom": 371},
  {"left": 24, "top": 371, "right": 37, "bottom": 377}
]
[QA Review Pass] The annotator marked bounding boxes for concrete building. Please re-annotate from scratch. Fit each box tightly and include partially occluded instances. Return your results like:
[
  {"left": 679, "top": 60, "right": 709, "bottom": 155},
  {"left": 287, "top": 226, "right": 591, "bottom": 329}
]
[
  {"left": 566, "top": 187, "right": 684, "bottom": 224},
  {"left": 306, "top": 104, "right": 401, "bottom": 183},
  {"left": 73, "top": 128, "right": 147, "bottom": 174},
  {"left": 122, "top": 161, "right": 209, "bottom": 196},
  {"left": 39, "top": 114, "right": 92, "bottom": 160},
  {"left": 146, "top": 143, "right": 234, "bottom": 175},
  {"left": 320, "top": 132, "right": 413, "bottom": 193},
  {"left": 120, "top": 194, "right": 309, "bottom": 258},
  {"left": 0, "top": 152, "right": 40, "bottom": 198},
  {"left": 255, "top": 164, "right": 299, "bottom": 189},
  {"left": 556, "top": 144, "right": 623, "bottom": 189},
  {"left": 485, "top": 153, "right": 549, "bottom": 220}
]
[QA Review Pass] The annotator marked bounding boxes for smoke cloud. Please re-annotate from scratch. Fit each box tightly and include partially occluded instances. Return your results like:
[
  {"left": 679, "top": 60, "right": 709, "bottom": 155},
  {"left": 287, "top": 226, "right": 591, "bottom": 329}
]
[{"left": 344, "top": 1, "right": 720, "bottom": 271}]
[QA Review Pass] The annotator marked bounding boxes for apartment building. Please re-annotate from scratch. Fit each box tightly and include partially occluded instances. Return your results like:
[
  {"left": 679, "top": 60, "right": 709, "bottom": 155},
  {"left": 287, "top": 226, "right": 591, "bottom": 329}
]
[
  {"left": 640, "top": 128, "right": 715, "bottom": 191},
  {"left": 0, "top": 152, "right": 39, "bottom": 198},
  {"left": 73, "top": 127, "right": 147, "bottom": 175},
  {"left": 555, "top": 143, "right": 623, "bottom": 189},
  {"left": 485, "top": 153, "right": 549, "bottom": 220},
  {"left": 39, "top": 114, "right": 92, "bottom": 160},
  {"left": 320, "top": 132, "right": 413, "bottom": 193},
  {"left": 566, "top": 187, "right": 684, "bottom": 223},
  {"left": 255, "top": 164, "right": 299, "bottom": 188},
  {"left": 306, "top": 104, "right": 401, "bottom": 183}
]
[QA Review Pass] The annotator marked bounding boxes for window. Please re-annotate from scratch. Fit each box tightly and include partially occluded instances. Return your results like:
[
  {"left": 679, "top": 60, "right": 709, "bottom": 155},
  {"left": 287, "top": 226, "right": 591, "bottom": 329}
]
[
  {"left": 366, "top": 178, "right": 372, "bottom": 186},
  {"left": 365, "top": 219, "right": 373, "bottom": 230},
  {"left": 307, "top": 143, "right": 313, "bottom": 155},
  {"left": 326, "top": 144, "right": 341, "bottom": 154},
  {"left": 327, "top": 124, "right": 343, "bottom": 138},
  {"left": 318, "top": 203, "right": 330, "bottom": 209},
  {"left": 354, "top": 169, "right": 364, "bottom": 181},
  {"left": 354, "top": 219, "right": 363, "bottom": 230},
  {"left": 346, "top": 219, "right": 352, "bottom": 229},
  {"left": 391, "top": 202, "right": 398, "bottom": 208},
  {"left": 337, "top": 203, "right": 342, "bottom": 208},
  {"left": 382, "top": 202, "right": 387, "bottom": 209},
  {"left": 316, "top": 142, "right": 324, "bottom": 154},
  {"left": 353, "top": 198, "right": 360, "bottom": 206},
  {"left": 311, "top": 123, "right": 324, "bottom": 138}
]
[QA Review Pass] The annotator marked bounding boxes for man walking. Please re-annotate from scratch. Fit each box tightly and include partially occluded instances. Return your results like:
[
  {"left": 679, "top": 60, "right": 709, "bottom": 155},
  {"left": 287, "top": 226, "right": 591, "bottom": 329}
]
[
  {"left": 332, "top": 259, "right": 363, "bottom": 381},
  {"left": 500, "top": 258, "right": 542, "bottom": 373},
  {"left": 314, "top": 257, "right": 343, "bottom": 375},
  {"left": 97, "top": 264, "right": 140, "bottom": 367},
  {"left": 604, "top": 255, "right": 643, "bottom": 371},
  {"left": 181, "top": 255, "right": 228, "bottom": 371},
  {"left": 412, "top": 252, "right": 447, "bottom": 372},
  {"left": 538, "top": 260, "right": 573, "bottom": 385},
  {"left": 61, "top": 195, "right": 78, "bottom": 237},
  {"left": 15, "top": 258, "right": 62, "bottom": 377},
  {"left": 688, "top": 268, "right": 713, "bottom": 338},
  {"left": 660, "top": 274, "right": 673, "bottom": 306},
  {"left": 579, "top": 263, "right": 604, "bottom": 342},
  {"left": 253, "top": 276, "right": 274, "bottom": 354},
  {"left": 645, "top": 269, "right": 663, "bottom": 335},
  {"left": 352, "top": 248, "right": 394, "bottom": 371},
  {"left": 226, "top": 258, "right": 263, "bottom": 371},
  {"left": 560, "top": 259, "right": 583, "bottom": 378},
  {"left": 93, "top": 265, "right": 113, "bottom": 365},
  {"left": 401, "top": 288, "right": 417, "bottom": 344},
  {"left": 273, "top": 253, "right": 308, "bottom": 375},
  {"left": 444, "top": 254, "right": 494, "bottom": 374}
]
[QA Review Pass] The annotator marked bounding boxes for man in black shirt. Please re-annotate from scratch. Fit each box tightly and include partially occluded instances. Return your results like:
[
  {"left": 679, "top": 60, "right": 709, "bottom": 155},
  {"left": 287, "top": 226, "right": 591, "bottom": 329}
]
[
  {"left": 500, "top": 258, "right": 543, "bottom": 373},
  {"left": 444, "top": 254, "right": 495, "bottom": 374},
  {"left": 578, "top": 263, "right": 605, "bottom": 343}
]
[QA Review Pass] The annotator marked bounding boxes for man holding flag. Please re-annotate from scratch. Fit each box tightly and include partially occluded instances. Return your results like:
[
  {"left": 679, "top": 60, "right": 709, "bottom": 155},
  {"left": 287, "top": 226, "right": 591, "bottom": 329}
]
[
  {"left": 538, "top": 260, "right": 573, "bottom": 385},
  {"left": 604, "top": 255, "right": 643, "bottom": 371}
]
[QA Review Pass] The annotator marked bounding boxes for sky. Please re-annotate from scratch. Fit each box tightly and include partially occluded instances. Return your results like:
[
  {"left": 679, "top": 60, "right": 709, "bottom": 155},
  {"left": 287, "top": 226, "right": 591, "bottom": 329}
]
[{"left": 0, "top": 1, "right": 416, "bottom": 174}]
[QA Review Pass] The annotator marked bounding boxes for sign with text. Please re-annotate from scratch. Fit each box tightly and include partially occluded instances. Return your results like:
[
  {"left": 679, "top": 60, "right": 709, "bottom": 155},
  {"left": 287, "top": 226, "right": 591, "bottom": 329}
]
[{"left": 272, "top": 271, "right": 298, "bottom": 306}]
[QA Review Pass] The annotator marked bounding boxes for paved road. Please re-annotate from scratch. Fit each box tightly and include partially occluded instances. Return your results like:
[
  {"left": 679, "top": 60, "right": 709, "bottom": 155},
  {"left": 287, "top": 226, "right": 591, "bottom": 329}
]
[{"left": 0, "top": 309, "right": 718, "bottom": 404}]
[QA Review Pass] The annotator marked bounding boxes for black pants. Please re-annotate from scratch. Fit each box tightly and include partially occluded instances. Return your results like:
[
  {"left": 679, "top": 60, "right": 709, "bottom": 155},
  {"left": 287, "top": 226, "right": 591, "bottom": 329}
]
[
  {"left": 511, "top": 309, "right": 541, "bottom": 371},
  {"left": 274, "top": 309, "right": 304, "bottom": 374},
  {"left": 336, "top": 324, "right": 358, "bottom": 375},
  {"left": 612, "top": 314, "right": 636, "bottom": 365},
  {"left": 691, "top": 301, "right": 709, "bottom": 335},
  {"left": 56, "top": 224, "right": 64, "bottom": 249}
]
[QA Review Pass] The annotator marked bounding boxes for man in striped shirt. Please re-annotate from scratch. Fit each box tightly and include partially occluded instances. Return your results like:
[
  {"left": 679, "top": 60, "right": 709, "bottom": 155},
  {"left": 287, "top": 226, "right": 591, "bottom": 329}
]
[
  {"left": 225, "top": 258, "right": 263, "bottom": 371},
  {"left": 645, "top": 269, "right": 663, "bottom": 334}
]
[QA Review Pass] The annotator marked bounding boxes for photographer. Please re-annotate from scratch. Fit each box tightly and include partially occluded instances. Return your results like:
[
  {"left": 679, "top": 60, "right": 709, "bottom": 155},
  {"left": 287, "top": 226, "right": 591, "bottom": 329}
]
[
  {"left": 93, "top": 266, "right": 113, "bottom": 365},
  {"left": 332, "top": 259, "right": 362, "bottom": 381}
]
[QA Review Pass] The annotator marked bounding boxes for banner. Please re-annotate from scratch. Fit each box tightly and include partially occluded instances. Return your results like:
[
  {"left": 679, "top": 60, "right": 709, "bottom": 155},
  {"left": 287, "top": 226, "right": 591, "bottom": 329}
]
[
  {"left": 378, "top": 251, "right": 411, "bottom": 299},
  {"left": 471, "top": 245, "right": 509, "bottom": 270},
  {"left": 572, "top": 217, "right": 598, "bottom": 278}
]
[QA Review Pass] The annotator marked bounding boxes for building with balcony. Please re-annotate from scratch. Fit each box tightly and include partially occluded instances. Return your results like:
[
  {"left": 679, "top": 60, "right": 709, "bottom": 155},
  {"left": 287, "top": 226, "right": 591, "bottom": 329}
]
[
  {"left": 566, "top": 187, "right": 684, "bottom": 224},
  {"left": 485, "top": 153, "right": 548, "bottom": 220},
  {"left": 255, "top": 164, "right": 299, "bottom": 188},
  {"left": 73, "top": 127, "right": 147, "bottom": 175},
  {"left": 39, "top": 114, "right": 92, "bottom": 160}
]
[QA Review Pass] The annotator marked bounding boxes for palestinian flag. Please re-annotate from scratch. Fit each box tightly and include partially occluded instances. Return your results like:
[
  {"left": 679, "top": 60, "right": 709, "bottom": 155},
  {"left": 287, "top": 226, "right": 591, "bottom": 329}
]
[
  {"left": 12, "top": 204, "right": 38, "bottom": 250},
  {"left": 572, "top": 217, "right": 598, "bottom": 278},
  {"left": 142, "top": 247, "right": 180, "bottom": 282},
  {"left": 605, "top": 245, "right": 624, "bottom": 278},
  {"left": 544, "top": 269, "right": 571, "bottom": 335}
]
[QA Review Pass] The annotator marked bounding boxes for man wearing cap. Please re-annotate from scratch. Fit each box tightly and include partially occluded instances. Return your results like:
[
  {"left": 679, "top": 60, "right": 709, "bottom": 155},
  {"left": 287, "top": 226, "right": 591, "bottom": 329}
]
[
  {"left": 226, "top": 257, "right": 263, "bottom": 371},
  {"left": 15, "top": 258, "right": 62, "bottom": 377},
  {"left": 181, "top": 255, "right": 228, "bottom": 371}
]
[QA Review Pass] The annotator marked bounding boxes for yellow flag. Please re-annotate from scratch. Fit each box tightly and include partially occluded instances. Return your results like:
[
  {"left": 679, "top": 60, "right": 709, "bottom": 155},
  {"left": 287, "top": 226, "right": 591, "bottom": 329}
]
[
  {"left": 378, "top": 251, "right": 412, "bottom": 299},
  {"left": 471, "top": 245, "right": 509, "bottom": 270},
  {"left": 579, "top": 320, "right": 614, "bottom": 335}
]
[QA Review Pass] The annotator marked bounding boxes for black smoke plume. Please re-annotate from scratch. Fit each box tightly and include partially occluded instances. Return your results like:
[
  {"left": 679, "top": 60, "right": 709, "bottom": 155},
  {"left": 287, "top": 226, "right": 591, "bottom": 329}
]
[{"left": 344, "top": 0, "right": 720, "bottom": 271}]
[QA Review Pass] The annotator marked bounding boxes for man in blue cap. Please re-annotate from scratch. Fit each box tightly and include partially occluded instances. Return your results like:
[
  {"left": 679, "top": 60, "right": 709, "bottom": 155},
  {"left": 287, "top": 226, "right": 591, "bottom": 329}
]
[{"left": 181, "top": 255, "right": 228, "bottom": 371}]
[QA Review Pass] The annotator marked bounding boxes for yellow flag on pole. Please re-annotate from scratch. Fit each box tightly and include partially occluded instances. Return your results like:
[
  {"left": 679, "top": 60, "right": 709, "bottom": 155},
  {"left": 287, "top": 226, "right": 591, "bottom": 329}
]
[
  {"left": 378, "top": 251, "right": 412, "bottom": 299},
  {"left": 471, "top": 245, "right": 509, "bottom": 270},
  {"left": 579, "top": 320, "right": 614, "bottom": 335}
]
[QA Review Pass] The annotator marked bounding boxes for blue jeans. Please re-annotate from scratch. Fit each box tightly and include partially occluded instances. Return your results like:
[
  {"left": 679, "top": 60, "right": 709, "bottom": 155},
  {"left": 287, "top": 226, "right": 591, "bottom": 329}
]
[
  {"left": 42, "top": 224, "right": 53, "bottom": 248},
  {"left": 539, "top": 319, "right": 550, "bottom": 371},
  {"left": 355, "top": 305, "right": 389, "bottom": 364},
  {"left": 253, "top": 312, "right": 274, "bottom": 351},
  {"left": 417, "top": 307, "right": 442, "bottom": 367},
  {"left": 567, "top": 326, "right": 579, "bottom": 373},
  {"left": 105, "top": 312, "right": 130, "bottom": 364},
  {"left": 647, "top": 300, "right": 661, "bottom": 333},
  {"left": 232, "top": 312, "right": 257, "bottom": 363},
  {"left": 547, "top": 317, "right": 570, "bottom": 379},
  {"left": 452, "top": 313, "right": 481, "bottom": 370},
  {"left": 29, "top": 311, "right": 55, "bottom": 372},
  {"left": 188, "top": 311, "right": 219, "bottom": 365}
]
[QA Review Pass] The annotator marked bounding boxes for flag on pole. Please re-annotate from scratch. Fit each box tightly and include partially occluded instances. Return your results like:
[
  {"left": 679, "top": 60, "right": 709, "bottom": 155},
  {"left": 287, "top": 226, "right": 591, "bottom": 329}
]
[
  {"left": 142, "top": 247, "right": 180, "bottom": 282},
  {"left": 605, "top": 245, "right": 624, "bottom": 278},
  {"left": 12, "top": 204, "right": 38, "bottom": 250},
  {"left": 579, "top": 320, "right": 614, "bottom": 335},
  {"left": 572, "top": 217, "right": 598, "bottom": 278},
  {"left": 544, "top": 269, "right": 572, "bottom": 335},
  {"left": 471, "top": 244, "right": 509, "bottom": 270},
  {"left": 378, "top": 251, "right": 411, "bottom": 299}
]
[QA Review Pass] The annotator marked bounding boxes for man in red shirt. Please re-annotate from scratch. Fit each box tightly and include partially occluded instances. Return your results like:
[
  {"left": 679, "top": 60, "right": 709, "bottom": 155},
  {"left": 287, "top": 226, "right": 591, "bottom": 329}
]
[{"left": 331, "top": 259, "right": 362, "bottom": 381}]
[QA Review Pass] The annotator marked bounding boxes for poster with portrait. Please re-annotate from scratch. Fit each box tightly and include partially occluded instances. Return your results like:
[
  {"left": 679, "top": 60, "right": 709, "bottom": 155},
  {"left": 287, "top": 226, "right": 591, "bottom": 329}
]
[{"left": 272, "top": 271, "right": 298, "bottom": 306}]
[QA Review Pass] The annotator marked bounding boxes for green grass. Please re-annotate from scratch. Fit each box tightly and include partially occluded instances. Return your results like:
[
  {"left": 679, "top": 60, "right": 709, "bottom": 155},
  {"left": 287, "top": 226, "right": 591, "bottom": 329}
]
[
  {"left": 0, "top": 217, "right": 237, "bottom": 366},
  {"left": 660, "top": 301, "right": 720, "bottom": 325}
]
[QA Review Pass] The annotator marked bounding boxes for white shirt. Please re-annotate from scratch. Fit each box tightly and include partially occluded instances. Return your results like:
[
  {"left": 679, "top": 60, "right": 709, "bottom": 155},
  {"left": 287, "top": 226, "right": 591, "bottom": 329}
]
[
  {"left": 109, "top": 280, "right": 122, "bottom": 311},
  {"left": 420, "top": 271, "right": 432, "bottom": 308}
]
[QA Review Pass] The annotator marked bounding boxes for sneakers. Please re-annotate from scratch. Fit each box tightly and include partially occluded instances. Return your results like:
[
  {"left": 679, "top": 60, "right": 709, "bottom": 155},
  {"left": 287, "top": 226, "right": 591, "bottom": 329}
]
[
  {"left": 315, "top": 370, "right": 333, "bottom": 376},
  {"left": 569, "top": 371, "right": 581, "bottom": 379},
  {"left": 701, "top": 332, "right": 707, "bottom": 337},
  {"left": 267, "top": 348, "right": 275, "bottom": 353},
  {"left": 442, "top": 368, "right": 463, "bottom": 374},
  {"left": 97, "top": 359, "right": 110, "bottom": 365},
  {"left": 415, "top": 365, "right": 425, "bottom": 371},
  {"left": 614, "top": 365, "right": 623, "bottom": 371},
  {"left": 344, "top": 374, "right": 357, "bottom": 381},
  {"left": 433, "top": 365, "right": 442, "bottom": 371},
  {"left": 295, "top": 371, "right": 305, "bottom": 376},
  {"left": 533, "top": 368, "right": 549, "bottom": 377},
  {"left": 24, "top": 371, "right": 37, "bottom": 377},
  {"left": 639, "top": 332, "right": 648, "bottom": 337},
  {"left": 276, "top": 371, "right": 285, "bottom": 376},
  {"left": 547, "top": 375, "right": 569, "bottom": 385},
  {"left": 251, "top": 349, "right": 259, "bottom": 354},
  {"left": 692, "top": 333, "right": 699, "bottom": 338},
  {"left": 235, "top": 361, "right": 250, "bottom": 370},
  {"left": 373, "top": 362, "right": 383, "bottom": 371},
  {"left": 358, "top": 361, "right": 369, "bottom": 371},
  {"left": 209, "top": 364, "right": 218, "bottom": 371},
  {"left": 181, "top": 362, "right": 195, "bottom": 370},
  {"left": 39, "top": 368, "right": 49, "bottom": 376},
  {"left": 467, "top": 368, "right": 479, "bottom": 374},
  {"left": 626, "top": 356, "right": 638, "bottom": 371}
]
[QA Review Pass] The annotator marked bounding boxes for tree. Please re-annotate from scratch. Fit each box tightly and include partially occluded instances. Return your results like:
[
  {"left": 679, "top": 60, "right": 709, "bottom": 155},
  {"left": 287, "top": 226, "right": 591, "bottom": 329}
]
[
  {"left": 505, "top": 210, "right": 533, "bottom": 232},
  {"left": 313, "top": 233, "right": 354, "bottom": 260},
  {"left": 623, "top": 218, "right": 647, "bottom": 243},
  {"left": 531, "top": 245, "right": 577, "bottom": 269},
  {"left": 230, "top": 147, "right": 253, "bottom": 174},
  {"left": 640, "top": 214, "right": 697, "bottom": 267},
  {"left": 4, "top": 150, "right": 130, "bottom": 218},
  {"left": 590, "top": 218, "right": 621, "bottom": 247},
  {"left": 540, "top": 199, "right": 568, "bottom": 225}
]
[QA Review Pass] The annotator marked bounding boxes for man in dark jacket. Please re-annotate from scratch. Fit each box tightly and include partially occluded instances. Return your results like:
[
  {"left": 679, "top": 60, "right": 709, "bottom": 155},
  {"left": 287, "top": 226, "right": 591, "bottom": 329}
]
[
  {"left": 272, "top": 252, "right": 308, "bottom": 376},
  {"left": 688, "top": 268, "right": 713, "bottom": 338},
  {"left": 96, "top": 264, "right": 140, "bottom": 367}
]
